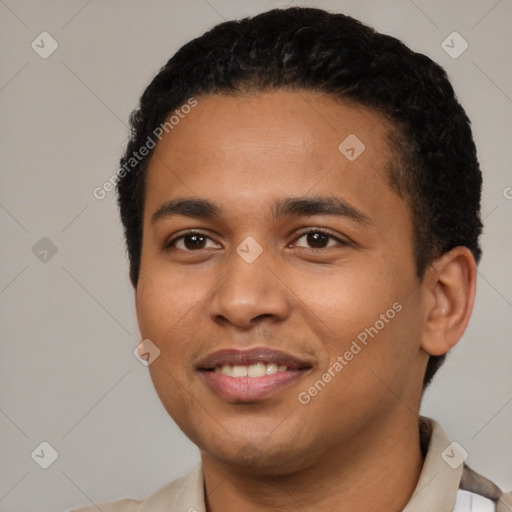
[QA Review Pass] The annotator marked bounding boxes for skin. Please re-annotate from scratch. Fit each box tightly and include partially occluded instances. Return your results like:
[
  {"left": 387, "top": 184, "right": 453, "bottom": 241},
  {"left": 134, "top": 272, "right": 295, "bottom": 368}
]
[{"left": 135, "top": 90, "right": 476, "bottom": 511}]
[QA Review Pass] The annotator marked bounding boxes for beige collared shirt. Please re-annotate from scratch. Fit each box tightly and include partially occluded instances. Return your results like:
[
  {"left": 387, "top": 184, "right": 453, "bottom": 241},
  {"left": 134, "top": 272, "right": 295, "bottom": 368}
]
[{"left": 70, "top": 417, "right": 511, "bottom": 512}]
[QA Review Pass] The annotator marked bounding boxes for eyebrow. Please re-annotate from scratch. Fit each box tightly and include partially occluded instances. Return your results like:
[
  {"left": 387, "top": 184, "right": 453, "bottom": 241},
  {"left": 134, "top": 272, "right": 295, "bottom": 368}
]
[
  {"left": 275, "top": 197, "right": 371, "bottom": 224},
  {"left": 152, "top": 198, "right": 220, "bottom": 223},
  {"left": 151, "top": 196, "right": 371, "bottom": 225}
]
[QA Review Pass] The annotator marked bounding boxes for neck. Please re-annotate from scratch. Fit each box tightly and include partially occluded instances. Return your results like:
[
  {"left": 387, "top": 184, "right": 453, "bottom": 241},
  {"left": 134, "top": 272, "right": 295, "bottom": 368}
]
[{"left": 201, "top": 411, "right": 424, "bottom": 512}]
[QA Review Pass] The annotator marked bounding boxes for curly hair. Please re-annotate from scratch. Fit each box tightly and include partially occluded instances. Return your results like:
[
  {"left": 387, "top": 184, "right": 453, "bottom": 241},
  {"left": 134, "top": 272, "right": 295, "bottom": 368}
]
[{"left": 117, "top": 7, "right": 483, "bottom": 389}]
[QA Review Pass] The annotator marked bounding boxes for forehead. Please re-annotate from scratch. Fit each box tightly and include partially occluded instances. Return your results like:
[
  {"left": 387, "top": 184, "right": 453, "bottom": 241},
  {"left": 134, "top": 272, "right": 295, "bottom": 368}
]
[{"left": 143, "top": 90, "right": 403, "bottom": 223}]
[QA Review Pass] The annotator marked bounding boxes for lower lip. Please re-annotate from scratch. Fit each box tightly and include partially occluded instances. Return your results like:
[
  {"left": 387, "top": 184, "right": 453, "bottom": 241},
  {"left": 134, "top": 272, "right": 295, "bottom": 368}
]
[{"left": 200, "top": 370, "right": 307, "bottom": 402}]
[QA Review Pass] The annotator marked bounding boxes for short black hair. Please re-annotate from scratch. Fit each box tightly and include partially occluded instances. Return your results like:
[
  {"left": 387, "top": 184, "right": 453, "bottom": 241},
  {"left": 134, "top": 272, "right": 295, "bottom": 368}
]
[{"left": 117, "top": 7, "right": 483, "bottom": 389}]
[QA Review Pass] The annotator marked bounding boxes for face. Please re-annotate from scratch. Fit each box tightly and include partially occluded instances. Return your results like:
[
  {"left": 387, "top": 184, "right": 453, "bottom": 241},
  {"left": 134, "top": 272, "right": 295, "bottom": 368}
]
[{"left": 136, "top": 91, "right": 430, "bottom": 474}]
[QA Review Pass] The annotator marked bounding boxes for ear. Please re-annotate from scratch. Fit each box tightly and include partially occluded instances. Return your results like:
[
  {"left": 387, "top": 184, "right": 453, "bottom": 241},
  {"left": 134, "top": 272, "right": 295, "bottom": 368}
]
[{"left": 420, "top": 247, "right": 477, "bottom": 356}]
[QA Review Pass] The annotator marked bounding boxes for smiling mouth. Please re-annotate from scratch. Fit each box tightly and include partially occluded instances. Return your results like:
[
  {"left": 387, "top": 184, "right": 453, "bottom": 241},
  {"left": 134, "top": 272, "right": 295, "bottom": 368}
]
[
  {"left": 197, "top": 348, "right": 313, "bottom": 402},
  {"left": 210, "top": 362, "right": 289, "bottom": 377}
]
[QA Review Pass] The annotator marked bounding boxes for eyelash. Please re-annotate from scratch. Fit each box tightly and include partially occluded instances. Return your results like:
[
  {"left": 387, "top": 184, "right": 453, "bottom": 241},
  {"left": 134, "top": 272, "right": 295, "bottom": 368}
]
[{"left": 165, "top": 229, "right": 347, "bottom": 251}]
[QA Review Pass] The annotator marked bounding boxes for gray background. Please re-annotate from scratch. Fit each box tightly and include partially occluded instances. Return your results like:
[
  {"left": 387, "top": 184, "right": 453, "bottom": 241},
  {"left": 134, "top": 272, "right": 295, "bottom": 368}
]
[{"left": 0, "top": 1, "right": 510, "bottom": 511}]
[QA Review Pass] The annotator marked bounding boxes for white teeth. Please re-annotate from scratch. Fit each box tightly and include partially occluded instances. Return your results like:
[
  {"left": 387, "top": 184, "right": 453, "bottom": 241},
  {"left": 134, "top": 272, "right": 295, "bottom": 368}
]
[
  {"left": 248, "top": 363, "right": 266, "bottom": 377},
  {"left": 221, "top": 365, "right": 232, "bottom": 376},
  {"left": 232, "top": 365, "right": 248, "bottom": 377},
  {"left": 213, "top": 363, "right": 289, "bottom": 377},
  {"left": 214, "top": 365, "right": 234, "bottom": 375},
  {"left": 265, "top": 363, "right": 278, "bottom": 375}
]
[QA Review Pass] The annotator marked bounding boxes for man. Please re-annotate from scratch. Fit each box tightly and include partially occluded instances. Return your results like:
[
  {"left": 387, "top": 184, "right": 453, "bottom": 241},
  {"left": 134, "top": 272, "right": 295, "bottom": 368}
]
[{"left": 73, "top": 7, "right": 511, "bottom": 512}]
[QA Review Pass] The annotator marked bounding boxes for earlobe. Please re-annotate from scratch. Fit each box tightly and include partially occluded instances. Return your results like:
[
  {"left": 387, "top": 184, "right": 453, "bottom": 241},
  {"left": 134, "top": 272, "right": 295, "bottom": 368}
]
[{"left": 420, "top": 247, "right": 477, "bottom": 356}]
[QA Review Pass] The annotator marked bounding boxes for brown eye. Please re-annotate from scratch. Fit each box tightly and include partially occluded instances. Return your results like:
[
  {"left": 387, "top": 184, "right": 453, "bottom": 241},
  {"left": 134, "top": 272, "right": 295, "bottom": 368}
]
[
  {"left": 167, "top": 231, "right": 219, "bottom": 251},
  {"left": 294, "top": 230, "right": 343, "bottom": 249},
  {"left": 182, "top": 234, "right": 207, "bottom": 250},
  {"left": 305, "top": 232, "right": 329, "bottom": 248}
]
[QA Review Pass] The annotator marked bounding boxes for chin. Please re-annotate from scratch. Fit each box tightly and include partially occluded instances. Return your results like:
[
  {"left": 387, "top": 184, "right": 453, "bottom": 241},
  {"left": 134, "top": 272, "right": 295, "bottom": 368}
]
[{"left": 201, "top": 437, "right": 316, "bottom": 477}]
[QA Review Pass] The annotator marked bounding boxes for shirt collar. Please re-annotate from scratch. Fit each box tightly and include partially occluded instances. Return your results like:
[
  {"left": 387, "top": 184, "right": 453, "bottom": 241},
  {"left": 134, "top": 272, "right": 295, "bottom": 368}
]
[{"left": 403, "top": 416, "right": 463, "bottom": 512}]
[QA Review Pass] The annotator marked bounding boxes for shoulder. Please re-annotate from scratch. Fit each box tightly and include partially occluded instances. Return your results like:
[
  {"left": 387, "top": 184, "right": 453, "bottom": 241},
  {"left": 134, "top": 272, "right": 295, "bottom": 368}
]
[
  {"left": 459, "top": 464, "right": 512, "bottom": 512},
  {"left": 454, "top": 489, "right": 496, "bottom": 511},
  {"left": 70, "top": 497, "right": 139, "bottom": 512},
  {"left": 68, "top": 465, "right": 204, "bottom": 512},
  {"left": 416, "top": 417, "right": 510, "bottom": 512}
]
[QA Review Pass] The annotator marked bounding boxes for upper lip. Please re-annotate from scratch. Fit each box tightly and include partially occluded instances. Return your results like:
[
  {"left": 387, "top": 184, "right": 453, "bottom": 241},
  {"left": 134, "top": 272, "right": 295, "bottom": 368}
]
[{"left": 197, "top": 347, "right": 313, "bottom": 371}]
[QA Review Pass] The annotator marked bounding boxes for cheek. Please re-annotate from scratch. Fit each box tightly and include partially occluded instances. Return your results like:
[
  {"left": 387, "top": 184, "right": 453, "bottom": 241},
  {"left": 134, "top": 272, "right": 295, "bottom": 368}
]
[
  {"left": 135, "top": 272, "right": 205, "bottom": 423},
  {"left": 294, "top": 263, "right": 398, "bottom": 342},
  {"left": 293, "top": 254, "right": 421, "bottom": 391},
  {"left": 135, "top": 266, "right": 208, "bottom": 339}
]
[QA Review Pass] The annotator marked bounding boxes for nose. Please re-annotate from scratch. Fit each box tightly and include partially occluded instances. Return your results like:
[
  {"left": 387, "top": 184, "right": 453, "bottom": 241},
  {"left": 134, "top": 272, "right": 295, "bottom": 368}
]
[{"left": 208, "top": 249, "right": 291, "bottom": 329}]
